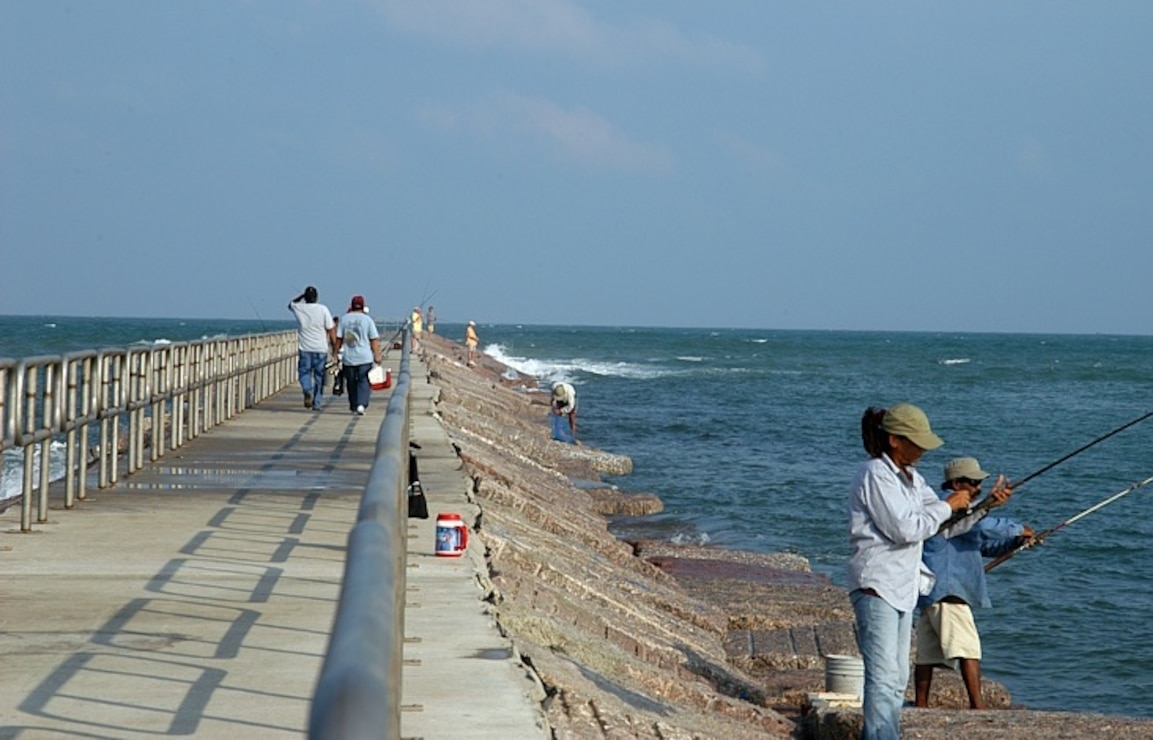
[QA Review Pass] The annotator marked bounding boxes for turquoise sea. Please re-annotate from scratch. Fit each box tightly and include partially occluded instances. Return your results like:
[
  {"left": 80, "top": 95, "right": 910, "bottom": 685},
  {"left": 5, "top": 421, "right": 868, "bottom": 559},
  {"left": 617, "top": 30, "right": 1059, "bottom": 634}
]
[{"left": 3, "top": 316, "right": 1152, "bottom": 718}]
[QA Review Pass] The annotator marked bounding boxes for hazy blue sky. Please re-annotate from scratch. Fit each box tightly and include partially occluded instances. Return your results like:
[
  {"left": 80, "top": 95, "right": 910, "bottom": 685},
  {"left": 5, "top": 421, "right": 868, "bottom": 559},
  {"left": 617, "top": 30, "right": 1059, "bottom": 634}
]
[{"left": 2, "top": 2, "right": 1151, "bottom": 334}]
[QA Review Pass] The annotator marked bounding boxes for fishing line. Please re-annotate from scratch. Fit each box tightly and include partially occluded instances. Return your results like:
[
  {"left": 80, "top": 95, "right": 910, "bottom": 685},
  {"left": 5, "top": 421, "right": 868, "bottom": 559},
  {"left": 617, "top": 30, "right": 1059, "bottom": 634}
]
[
  {"left": 984, "top": 474, "right": 1153, "bottom": 572},
  {"left": 373, "top": 286, "right": 440, "bottom": 362},
  {"left": 414, "top": 287, "right": 438, "bottom": 314},
  {"left": 940, "top": 409, "right": 1153, "bottom": 532},
  {"left": 248, "top": 298, "right": 267, "bottom": 332}
]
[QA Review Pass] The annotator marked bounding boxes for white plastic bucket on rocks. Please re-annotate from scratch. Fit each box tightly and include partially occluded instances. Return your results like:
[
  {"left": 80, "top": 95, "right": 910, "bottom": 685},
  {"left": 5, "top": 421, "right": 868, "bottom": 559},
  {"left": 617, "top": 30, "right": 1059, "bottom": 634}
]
[{"left": 824, "top": 654, "right": 864, "bottom": 697}]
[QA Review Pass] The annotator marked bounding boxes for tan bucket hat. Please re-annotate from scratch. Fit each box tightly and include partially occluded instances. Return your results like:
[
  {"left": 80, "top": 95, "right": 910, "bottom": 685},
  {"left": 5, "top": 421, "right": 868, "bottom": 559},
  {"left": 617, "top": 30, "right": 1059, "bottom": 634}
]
[{"left": 943, "top": 457, "right": 991, "bottom": 484}]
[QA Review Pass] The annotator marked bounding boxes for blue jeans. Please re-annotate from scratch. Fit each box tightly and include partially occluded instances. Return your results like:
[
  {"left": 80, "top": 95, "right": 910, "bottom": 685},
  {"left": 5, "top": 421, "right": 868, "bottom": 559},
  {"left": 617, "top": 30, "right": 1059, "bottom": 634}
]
[
  {"left": 342, "top": 363, "right": 372, "bottom": 411},
  {"left": 851, "top": 589, "right": 912, "bottom": 740},
  {"left": 298, "top": 351, "right": 328, "bottom": 408}
]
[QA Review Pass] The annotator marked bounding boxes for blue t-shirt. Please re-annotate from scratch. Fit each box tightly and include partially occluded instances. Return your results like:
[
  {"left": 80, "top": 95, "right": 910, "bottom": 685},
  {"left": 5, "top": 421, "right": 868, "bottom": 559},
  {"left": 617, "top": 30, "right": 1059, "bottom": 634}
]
[{"left": 339, "top": 312, "right": 379, "bottom": 366}]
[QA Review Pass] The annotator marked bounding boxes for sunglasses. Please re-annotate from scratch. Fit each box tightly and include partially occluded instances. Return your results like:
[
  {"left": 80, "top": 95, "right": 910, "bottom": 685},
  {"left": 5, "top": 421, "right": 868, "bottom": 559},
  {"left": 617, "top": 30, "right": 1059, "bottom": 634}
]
[{"left": 957, "top": 477, "right": 985, "bottom": 487}]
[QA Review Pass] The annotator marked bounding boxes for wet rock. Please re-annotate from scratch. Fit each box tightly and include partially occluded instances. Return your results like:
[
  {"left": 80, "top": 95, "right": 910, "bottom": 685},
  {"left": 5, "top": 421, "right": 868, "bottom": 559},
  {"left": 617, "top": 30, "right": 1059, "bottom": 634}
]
[{"left": 585, "top": 489, "right": 663, "bottom": 516}]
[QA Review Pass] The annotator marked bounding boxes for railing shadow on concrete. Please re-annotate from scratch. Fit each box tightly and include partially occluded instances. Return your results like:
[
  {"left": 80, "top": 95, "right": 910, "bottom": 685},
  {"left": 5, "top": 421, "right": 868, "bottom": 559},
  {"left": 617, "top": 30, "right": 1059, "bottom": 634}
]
[
  {"left": 309, "top": 335, "right": 411, "bottom": 739},
  {"left": 0, "top": 331, "right": 298, "bottom": 532},
  {"left": 1, "top": 326, "right": 415, "bottom": 735}
]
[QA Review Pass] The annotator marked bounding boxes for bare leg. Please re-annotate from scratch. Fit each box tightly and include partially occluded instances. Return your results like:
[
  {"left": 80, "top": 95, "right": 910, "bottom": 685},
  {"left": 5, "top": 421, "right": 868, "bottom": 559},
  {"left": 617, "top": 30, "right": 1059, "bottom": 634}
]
[
  {"left": 914, "top": 664, "right": 934, "bottom": 708},
  {"left": 958, "top": 658, "right": 985, "bottom": 709}
]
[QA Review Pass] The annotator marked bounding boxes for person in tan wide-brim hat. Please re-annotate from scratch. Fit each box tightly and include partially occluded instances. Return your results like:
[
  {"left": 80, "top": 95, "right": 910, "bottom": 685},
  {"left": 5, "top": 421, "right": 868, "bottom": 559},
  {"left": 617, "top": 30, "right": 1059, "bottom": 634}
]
[{"left": 847, "top": 403, "right": 1006, "bottom": 739}]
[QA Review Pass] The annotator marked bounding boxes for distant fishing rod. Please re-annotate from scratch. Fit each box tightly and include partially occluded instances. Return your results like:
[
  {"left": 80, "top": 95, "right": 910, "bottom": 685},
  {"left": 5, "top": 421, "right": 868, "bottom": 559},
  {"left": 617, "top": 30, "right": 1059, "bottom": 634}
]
[
  {"left": 415, "top": 287, "right": 438, "bottom": 316},
  {"left": 370, "top": 286, "right": 438, "bottom": 362},
  {"left": 984, "top": 474, "right": 1153, "bottom": 572},
  {"left": 380, "top": 324, "right": 406, "bottom": 360},
  {"left": 248, "top": 298, "right": 268, "bottom": 332},
  {"left": 939, "top": 409, "right": 1153, "bottom": 532}
]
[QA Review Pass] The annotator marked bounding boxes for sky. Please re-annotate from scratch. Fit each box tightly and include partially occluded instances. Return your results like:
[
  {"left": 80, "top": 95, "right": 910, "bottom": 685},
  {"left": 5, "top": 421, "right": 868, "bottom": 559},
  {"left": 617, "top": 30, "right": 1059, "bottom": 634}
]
[{"left": 2, "top": 1, "right": 1151, "bottom": 334}]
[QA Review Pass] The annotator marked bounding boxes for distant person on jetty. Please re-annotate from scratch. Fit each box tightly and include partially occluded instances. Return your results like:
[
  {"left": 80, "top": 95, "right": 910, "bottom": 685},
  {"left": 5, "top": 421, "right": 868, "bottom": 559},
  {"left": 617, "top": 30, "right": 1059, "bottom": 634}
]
[
  {"left": 550, "top": 381, "right": 578, "bottom": 444},
  {"left": 849, "top": 403, "right": 999, "bottom": 740},
  {"left": 330, "top": 316, "right": 345, "bottom": 396},
  {"left": 336, "top": 295, "right": 382, "bottom": 416},
  {"left": 287, "top": 286, "right": 336, "bottom": 410},
  {"left": 426, "top": 306, "right": 436, "bottom": 335},
  {"left": 410, "top": 306, "right": 423, "bottom": 352},
  {"left": 465, "top": 320, "right": 479, "bottom": 366},
  {"left": 915, "top": 457, "right": 1032, "bottom": 710}
]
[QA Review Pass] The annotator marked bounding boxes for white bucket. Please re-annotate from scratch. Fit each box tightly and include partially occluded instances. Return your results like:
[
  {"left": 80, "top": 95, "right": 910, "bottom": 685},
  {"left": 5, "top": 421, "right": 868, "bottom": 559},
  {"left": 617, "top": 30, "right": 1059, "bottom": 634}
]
[{"left": 824, "top": 654, "right": 864, "bottom": 697}]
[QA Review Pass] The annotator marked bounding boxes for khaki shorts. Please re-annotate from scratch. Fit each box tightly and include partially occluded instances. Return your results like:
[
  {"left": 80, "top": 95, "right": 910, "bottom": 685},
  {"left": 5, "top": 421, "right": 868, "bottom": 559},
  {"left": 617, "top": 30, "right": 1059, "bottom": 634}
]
[{"left": 915, "top": 601, "right": 982, "bottom": 667}]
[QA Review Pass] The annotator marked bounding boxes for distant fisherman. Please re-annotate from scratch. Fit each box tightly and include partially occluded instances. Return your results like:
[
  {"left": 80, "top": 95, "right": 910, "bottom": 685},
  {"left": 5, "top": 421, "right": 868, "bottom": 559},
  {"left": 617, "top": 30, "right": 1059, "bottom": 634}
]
[
  {"left": 410, "top": 306, "right": 423, "bottom": 353},
  {"left": 287, "top": 286, "right": 336, "bottom": 411},
  {"left": 465, "top": 321, "right": 479, "bottom": 366},
  {"left": 550, "top": 382, "right": 578, "bottom": 444}
]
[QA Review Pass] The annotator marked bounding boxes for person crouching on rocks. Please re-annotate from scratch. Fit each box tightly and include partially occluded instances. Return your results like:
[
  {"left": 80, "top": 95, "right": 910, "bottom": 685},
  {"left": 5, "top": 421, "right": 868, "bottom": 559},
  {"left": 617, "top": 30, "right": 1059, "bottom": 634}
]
[{"left": 550, "top": 381, "right": 578, "bottom": 444}]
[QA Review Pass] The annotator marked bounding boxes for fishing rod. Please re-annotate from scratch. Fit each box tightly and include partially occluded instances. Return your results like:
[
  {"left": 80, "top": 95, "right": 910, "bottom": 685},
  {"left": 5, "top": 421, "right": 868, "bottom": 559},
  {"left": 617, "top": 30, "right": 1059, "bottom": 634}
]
[
  {"left": 248, "top": 298, "right": 268, "bottom": 332},
  {"left": 391, "top": 287, "right": 440, "bottom": 357},
  {"left": 370, "top": 286, "right": 440, "bottom": 362},
  {"left": 380, "top": 323, "right": 407, "bottom": 360},
  {"left": 414, "top": 287, "right": 438, "bottom": 316},
  {"left": 939, "top": 409, "right": 1153, "bottom": 532},
  {"left": 984, "top": 474, "right": 1153, "bottom": 572}
]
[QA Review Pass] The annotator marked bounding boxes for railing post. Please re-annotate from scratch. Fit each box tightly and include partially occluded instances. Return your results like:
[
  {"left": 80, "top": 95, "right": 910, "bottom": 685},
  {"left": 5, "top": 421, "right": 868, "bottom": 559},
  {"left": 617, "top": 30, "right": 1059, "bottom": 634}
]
[
  {"left": 38, "top": 363, "right": 57, "bottom": 522},
  {"left": 18, "top": 361, "right": 34, "bottom": 532}
]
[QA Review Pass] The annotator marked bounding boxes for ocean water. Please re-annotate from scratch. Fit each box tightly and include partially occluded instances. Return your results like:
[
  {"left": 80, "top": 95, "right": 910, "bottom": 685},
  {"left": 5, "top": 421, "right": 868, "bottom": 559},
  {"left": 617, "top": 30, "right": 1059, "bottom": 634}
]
[
  {"left": 4, "top": 316, "right": 1152, "bottom": 717},
  {"left": 477, "top": 324, "right": 1153, "bottom": 719}
]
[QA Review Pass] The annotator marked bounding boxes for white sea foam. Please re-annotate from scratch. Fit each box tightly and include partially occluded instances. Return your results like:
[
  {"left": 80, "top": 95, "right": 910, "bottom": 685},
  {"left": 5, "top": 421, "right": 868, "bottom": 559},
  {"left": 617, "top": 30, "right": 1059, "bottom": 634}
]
[
  {"left": 938, "top": 358, "right": 971, "bottom": 365},
  {"left": 670, "top": 531, "right": 711, "bottom": 546},
  {"left": 676, "top": 356, "right": 705, "bottom": 362},
  {"left": 484, "top": 343, "right": 672, "bottom": 383},
  {"left": 1, "top": 440, "right": 70, "bottom": 502}
]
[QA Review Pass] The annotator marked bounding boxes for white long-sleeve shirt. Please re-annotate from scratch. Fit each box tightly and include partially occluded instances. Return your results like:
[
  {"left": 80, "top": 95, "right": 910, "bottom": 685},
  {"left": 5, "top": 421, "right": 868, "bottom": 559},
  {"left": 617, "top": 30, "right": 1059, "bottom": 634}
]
[{"left": 847, "top": 454, "right": 979, "bottom": 611}]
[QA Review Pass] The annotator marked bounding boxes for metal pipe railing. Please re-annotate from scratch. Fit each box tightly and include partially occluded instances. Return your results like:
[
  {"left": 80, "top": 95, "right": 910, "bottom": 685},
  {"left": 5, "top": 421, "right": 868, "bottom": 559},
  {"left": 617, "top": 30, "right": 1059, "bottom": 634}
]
[
  {"left": 0, "top": 330, "right": 297, "bottom": 531},
  {"left": 310, "top": 335, "right": 412, "bottom": 739}
]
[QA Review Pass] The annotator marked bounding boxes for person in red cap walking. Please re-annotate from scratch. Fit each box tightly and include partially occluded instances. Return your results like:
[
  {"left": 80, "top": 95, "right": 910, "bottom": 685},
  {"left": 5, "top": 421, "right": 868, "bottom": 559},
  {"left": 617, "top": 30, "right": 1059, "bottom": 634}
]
[{"left": 335, "top": 295, "right": 382, "bottom": 416}]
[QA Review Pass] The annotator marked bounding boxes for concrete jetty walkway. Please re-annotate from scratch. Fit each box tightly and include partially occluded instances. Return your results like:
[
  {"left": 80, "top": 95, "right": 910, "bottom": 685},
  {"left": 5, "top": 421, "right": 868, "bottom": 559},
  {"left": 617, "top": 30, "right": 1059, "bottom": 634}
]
[{"left": 0, "top": 357, "right": 547, "bottom": 738}]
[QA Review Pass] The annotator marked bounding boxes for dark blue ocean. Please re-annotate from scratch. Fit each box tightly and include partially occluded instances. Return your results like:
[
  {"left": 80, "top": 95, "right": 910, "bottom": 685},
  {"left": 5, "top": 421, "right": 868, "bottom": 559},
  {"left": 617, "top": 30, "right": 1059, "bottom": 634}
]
[{"left": 4, "top": 316, "right": 1152, "bottom": 718}]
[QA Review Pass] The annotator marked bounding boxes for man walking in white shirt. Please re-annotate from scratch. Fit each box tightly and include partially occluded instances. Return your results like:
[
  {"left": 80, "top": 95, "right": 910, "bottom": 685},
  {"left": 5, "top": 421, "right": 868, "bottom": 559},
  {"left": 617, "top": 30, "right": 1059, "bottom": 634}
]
[{"left": 288, "top": 286, "right": 337, "bottom": 410}]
